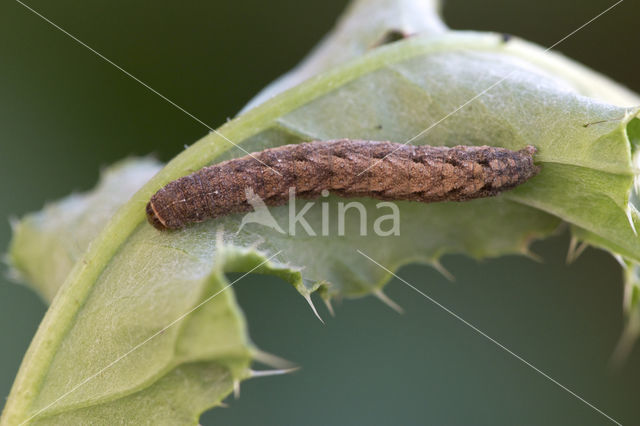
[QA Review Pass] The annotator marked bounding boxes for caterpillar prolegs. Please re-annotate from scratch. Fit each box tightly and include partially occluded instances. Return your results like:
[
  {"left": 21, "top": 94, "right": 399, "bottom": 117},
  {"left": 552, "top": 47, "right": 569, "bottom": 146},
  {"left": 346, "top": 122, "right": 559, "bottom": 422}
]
[{"left": 146, "top": 140, "right": 539, "bottom": 230}]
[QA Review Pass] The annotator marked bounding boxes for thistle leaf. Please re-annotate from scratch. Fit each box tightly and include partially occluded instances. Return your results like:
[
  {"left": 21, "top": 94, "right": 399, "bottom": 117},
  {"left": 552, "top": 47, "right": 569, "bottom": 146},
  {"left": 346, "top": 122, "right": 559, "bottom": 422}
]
[{"left": 4, "top": 1, "right": 640, "bottom": 424}]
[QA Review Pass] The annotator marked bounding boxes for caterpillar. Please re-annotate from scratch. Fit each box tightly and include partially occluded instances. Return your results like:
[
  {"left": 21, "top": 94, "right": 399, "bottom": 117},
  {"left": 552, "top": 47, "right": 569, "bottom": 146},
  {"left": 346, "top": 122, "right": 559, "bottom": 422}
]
[{"left": 146, "top": 139, "right": 539, "bottom": 230}]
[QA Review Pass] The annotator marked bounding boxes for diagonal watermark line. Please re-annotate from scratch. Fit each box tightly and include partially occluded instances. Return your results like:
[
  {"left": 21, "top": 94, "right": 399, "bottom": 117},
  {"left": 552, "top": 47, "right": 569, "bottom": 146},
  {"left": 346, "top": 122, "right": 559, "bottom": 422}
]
[
  {"left": 357, "top": 249, "right": 622, "bottom": 425},
  {"left": 357, "top": 0, "right": 624, "bottom": 177},
  {"left": 544, "top": 0, "right": 624, "bottom": 53},
  {"left": 19, "top": 250, "right": 283, "bottom": 425},
  {"left": 14, "top": 0, "right": 282, "bottom": 176}
]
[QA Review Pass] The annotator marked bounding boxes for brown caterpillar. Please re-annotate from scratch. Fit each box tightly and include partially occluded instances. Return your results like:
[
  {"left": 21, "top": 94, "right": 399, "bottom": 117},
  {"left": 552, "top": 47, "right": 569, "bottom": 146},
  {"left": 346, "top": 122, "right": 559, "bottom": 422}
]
[{"left": 146, "top": 140, "right": 539, "bottom": 230}]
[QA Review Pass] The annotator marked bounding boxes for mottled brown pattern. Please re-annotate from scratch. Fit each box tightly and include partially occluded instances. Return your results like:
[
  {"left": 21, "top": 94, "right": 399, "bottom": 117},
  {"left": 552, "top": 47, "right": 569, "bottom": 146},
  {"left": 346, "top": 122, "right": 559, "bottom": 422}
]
[{"left": 146, "top": 140, "right": 539, "bottom": 230}]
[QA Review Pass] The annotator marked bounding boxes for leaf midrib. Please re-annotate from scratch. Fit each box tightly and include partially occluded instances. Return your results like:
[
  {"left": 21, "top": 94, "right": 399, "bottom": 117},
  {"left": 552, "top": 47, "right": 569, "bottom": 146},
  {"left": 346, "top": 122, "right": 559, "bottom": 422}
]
[{"left": 4, "top": 30, "right": 633, "bottom": 423}]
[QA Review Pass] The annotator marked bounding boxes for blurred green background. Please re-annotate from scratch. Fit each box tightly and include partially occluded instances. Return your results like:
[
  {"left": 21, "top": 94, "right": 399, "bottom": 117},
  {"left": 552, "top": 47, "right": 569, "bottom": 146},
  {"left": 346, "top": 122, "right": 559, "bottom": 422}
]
[{"left": 1, "top": 0, "right": 639, "bottom": 425}]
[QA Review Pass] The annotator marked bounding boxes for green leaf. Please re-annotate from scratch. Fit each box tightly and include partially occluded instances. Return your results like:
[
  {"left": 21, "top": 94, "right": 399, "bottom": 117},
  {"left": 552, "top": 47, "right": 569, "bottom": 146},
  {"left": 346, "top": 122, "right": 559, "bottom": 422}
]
[
  {"left": 240, "top": 0, "right": 447, "bottom": 113},
  {"left": 4, "top": 4, "right": 640, "bottom": 425},
  {"left": 8, "top": 159, "right": 162, "bottom": 303},
  {"left": 33, "top": 362, "right": 235, "bottom": 426}
]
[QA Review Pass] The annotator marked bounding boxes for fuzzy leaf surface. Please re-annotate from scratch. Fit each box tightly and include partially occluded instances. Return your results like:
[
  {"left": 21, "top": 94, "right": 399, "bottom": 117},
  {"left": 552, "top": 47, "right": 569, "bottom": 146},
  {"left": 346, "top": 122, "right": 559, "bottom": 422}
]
[{"left": 4, "top": 29, "right": 640, "bottom": 425}]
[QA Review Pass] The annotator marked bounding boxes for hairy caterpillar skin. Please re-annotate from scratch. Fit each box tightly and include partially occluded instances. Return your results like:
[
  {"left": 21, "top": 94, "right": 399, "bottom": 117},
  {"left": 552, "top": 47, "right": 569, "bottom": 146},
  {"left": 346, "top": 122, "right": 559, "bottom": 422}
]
[{"left": 146, "top": 140, "right": 539, "bottom": 230}]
